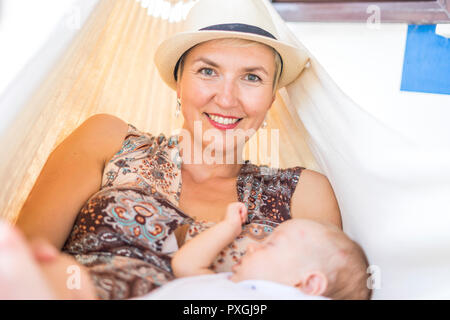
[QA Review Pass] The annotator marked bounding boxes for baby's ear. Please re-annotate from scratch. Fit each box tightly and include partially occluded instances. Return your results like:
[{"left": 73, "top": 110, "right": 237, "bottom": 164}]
[{"left": 295, "top": 272, "right": 328, "bottom": 297}]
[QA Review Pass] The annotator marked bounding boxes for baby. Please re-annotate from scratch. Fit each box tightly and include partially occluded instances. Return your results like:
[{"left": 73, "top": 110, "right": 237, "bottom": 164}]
[
  {"left": 0, "top": 203, "right": 370, "bottom": 300},
  {"left": 146, "top": 202, "right": 372, "bottom": 300}
]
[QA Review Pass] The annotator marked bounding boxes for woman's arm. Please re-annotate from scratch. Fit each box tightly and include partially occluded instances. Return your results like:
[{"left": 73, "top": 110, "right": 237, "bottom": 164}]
[
  {"left": 15, "top": 114, "right": 129, "bottom": 249},
  {"left": 172, "top": 202, "right": 247, "bottom": 278},
  {"left": 291, "top": 169, "right": 343, "bottom": 229}
]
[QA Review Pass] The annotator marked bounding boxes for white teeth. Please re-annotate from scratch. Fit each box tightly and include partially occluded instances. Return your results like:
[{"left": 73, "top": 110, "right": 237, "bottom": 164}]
[{"left": 208, "top": 114, "right": 239, "bottom": 125}]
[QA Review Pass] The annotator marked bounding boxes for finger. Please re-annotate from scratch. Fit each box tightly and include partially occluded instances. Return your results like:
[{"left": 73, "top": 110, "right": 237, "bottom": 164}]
[
  {"left": 237, "top": 202, "right": 247, "bottom": 214},
  {"left": 238, "top": 203, "right": 248, "bottom": 222}
]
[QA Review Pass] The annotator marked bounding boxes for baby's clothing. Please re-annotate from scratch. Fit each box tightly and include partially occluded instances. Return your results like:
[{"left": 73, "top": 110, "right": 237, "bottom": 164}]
[{"left": 138, "top": 272, "right": 329, "bottom": 300}]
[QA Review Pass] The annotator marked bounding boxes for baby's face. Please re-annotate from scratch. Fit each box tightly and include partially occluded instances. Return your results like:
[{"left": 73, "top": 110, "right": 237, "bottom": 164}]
[{"left": 231, "top": 219, "right": 333, "bottom": 285}]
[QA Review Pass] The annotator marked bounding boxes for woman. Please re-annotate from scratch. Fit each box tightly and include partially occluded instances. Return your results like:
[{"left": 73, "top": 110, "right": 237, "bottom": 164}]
[{"left": 10, "top": 0, "right": 342, "bottom": 299}]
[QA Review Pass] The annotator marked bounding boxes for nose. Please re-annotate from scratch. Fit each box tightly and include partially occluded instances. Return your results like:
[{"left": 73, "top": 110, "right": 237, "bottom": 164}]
[{"left": 214, "top": 77, "right": 239, "bottom": 109}]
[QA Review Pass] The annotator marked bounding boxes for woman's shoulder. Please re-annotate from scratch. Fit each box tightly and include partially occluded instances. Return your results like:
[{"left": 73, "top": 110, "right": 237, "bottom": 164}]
[
  {"left": 81, "top": 113, "right": 129, "bottom": 137},
  {"left": 291, "top": 168, "right": 333, "bottom": 194},
  {"left": 83, "top": 114, "right": 170, "bottom": 142},
  {"left": 83, "top": 115, "right": 177, "bottom": 166},
  {"left": 77, "top": 114, "right": 134, "bottom": 164},
  {"left": 290, "top": 168, "right": 343, "bottom": 229}
]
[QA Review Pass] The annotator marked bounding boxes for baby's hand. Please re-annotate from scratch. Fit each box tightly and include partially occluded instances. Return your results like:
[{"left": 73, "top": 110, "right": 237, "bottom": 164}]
[{"left": 224, "top": 202, "right": 248, "bottom": 235}]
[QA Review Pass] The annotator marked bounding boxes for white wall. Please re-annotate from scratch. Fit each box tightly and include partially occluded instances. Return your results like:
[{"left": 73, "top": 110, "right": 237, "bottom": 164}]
[{"left": 287, "top": 22, "right": 450, "bottom": 147}]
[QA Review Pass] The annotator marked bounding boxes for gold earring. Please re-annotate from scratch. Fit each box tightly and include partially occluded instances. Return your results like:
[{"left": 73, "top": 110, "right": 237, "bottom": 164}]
[{"left": 176, "top": 98, "right": 181, "bottom": 118}]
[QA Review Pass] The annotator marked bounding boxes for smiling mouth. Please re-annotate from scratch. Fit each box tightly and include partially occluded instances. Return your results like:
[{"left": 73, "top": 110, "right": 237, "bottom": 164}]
[{"left": 203, "top": 113, "right": 243, "bottom": 126}]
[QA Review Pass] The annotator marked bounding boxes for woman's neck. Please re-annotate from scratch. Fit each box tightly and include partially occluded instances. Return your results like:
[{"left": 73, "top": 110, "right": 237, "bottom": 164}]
[
  {"left": 177, "top": 130, "right": 246, "bottom": 183},
  {"left": 181, "top": 162, "right": 243, "bottom": 184}
]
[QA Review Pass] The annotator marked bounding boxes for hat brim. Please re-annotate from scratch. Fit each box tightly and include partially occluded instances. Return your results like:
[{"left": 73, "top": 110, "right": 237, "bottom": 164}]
[{"left": 154, "top": 30, "right": 310, "bottom": 91}]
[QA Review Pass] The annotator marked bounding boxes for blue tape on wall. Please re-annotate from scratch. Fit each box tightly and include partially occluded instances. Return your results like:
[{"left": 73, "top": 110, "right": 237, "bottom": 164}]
[{"left": 401, "top": 25, "right": 450, "bottom": 95}]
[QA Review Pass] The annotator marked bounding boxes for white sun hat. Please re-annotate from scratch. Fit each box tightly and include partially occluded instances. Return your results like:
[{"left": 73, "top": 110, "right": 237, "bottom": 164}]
[{"left": 154, "top": 0, "right": 310, "bottom": 91}]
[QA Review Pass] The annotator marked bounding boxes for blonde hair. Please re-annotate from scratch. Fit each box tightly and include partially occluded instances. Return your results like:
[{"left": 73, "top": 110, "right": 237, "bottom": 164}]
[{"left": 175, "top": 38, "right": 283, "bottom": 94}]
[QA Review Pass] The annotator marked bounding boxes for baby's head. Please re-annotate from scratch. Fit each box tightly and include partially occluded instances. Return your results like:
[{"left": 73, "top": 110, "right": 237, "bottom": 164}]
[{"left": 231, "top": 219, "right": 371, "bottom": 300}]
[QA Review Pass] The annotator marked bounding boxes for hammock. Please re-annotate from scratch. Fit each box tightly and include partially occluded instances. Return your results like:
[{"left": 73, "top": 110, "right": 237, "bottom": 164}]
[{"left": 1, "top": 0, "right": 449, "bottom": 299}]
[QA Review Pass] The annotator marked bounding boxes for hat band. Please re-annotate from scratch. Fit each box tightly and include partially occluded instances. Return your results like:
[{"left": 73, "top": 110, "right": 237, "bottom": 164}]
[
  {"left": 200, "top": 23, "right": 284, "bottom": 84},
  {"left": 199, "top": 23, "right": 277, "bottom": 40},
  {"left": 173, "top": 23, "right": 284, "bottom": 82}
]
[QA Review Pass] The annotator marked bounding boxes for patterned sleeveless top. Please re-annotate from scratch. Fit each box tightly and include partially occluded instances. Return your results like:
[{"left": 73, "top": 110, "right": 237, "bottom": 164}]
[{"left": 62, "top": 124, "right": 304, "bottom": 299}]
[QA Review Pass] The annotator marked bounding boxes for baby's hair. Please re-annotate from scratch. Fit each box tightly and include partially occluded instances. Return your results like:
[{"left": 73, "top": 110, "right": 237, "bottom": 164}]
[
  {"left": 320, "top": 227, "right": 372, "bottom": 300},
  {"left": 282, "top": 219, "right": 371, "bottom": 300}
]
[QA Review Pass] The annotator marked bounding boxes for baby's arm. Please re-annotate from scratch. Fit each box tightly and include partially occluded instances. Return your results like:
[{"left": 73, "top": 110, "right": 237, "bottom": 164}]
[{"left": 172, "top": 202, "right": 247, "bottom": 278}]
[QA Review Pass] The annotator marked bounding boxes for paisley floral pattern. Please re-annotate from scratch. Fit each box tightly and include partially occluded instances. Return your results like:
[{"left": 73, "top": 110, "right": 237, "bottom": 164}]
[
  {"left": 62, "top": 124, "right": 304, "bottom": 299},
  {"left": 186, "top": 164, "right": 303, "bottom": 273}
]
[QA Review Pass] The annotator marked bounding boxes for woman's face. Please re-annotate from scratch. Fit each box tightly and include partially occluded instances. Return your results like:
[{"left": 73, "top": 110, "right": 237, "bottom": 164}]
[{"left": 176, "top": 39, "right": 276, "bottom": 160}]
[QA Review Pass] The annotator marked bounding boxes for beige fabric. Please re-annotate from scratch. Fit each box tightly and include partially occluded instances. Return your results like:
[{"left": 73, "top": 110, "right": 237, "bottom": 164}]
[{"left": 0, "top": 0, "right": 319, "bottom": 223}]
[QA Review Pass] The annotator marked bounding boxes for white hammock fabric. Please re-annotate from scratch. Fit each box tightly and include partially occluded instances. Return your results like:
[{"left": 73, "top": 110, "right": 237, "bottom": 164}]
[
  {"left": 0, "top": 0, "right": 449, "bottom": 299},
  {"left": 136, "top": 0, "right": 198, "bottom": 22}
]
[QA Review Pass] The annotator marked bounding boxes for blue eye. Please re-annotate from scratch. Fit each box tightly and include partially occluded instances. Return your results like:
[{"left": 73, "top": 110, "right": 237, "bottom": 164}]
[
  {"left": 246, "top": 74, "right": 261, "bottom": 82},
  {"left": 199, "top": 68, "right": 215, "bottom": 76}
]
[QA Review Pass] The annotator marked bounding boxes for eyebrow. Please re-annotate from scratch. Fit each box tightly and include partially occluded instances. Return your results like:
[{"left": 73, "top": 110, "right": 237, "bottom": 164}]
[
  {"left": 192, "top": 57, "right": 269, "bottom": 76},
  {"left": 193, "top": 57, "right": 219, "bottom": 68}
]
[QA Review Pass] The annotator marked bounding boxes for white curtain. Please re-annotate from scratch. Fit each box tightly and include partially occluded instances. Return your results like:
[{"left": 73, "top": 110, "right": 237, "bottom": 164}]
[{"left": 0, "top": 0, "right": 449, "bottom": 299}]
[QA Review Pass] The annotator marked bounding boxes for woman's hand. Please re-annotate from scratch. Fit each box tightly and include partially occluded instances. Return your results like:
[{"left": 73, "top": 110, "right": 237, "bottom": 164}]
[{"left": 224, "top": 202, "right": 248, "bottom": 237}]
